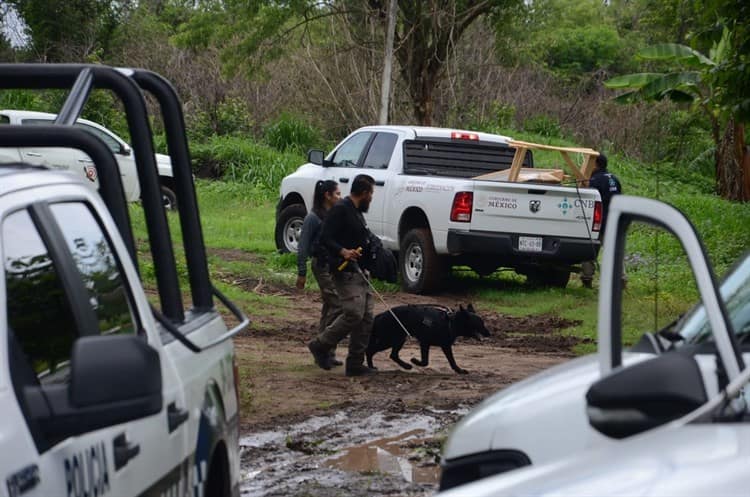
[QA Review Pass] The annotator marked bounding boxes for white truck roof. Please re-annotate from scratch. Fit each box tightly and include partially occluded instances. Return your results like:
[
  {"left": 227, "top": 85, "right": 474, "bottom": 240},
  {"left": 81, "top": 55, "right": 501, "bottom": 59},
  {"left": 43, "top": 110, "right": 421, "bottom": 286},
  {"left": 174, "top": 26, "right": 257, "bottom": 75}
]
[{"left": 353, "top": 124, "right": 513, "bottom": 144}]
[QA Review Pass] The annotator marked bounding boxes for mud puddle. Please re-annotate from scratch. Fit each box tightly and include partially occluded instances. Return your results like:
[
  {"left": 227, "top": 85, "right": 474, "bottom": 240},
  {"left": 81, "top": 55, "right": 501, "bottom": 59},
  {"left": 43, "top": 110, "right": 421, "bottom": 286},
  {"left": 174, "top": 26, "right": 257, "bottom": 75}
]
[{"left": 240, "top": 403, "right": 468, "bottom": 496}]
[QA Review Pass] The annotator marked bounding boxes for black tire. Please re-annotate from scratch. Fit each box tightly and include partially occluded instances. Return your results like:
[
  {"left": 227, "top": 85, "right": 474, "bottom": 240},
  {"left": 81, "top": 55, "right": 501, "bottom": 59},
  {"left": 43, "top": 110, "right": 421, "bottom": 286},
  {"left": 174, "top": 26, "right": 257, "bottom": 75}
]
[
  {"left": 204, "top": 447, "right": 231, "bottom": 497},
  {"left": 160, "top": 184, "right": 177, "bottom": 211},
  {"left": 526, "top": 266, "right": 571, "bottom": 288},
  {"left": 399, "top": 228, "right": 444, "bottom": 294},
  {"left": 275, "top": 204, "right": 307, "bottom": 253}
]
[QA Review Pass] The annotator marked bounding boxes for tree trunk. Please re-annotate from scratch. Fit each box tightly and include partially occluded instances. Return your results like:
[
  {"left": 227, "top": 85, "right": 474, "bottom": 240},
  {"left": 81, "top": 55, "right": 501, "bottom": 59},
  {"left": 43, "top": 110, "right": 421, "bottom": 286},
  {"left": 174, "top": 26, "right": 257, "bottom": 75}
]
[{"left": 716, "top": 120, "right": 750, "bottom": 201}]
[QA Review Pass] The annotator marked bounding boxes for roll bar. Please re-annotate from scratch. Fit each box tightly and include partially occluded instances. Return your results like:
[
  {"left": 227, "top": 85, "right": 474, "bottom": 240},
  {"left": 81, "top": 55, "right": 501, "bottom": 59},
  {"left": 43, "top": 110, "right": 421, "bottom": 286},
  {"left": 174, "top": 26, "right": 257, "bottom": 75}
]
[{"left": 0, "top": 64, "right": 211, "bottom": 323}]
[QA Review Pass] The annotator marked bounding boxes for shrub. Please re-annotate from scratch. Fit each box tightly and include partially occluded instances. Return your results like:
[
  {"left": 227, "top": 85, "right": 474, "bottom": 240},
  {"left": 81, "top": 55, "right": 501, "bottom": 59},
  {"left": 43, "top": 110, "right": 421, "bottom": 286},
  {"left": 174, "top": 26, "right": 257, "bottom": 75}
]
[
  {"left": 190, "top": 135, "right": 303, "bottom": 192},
  {"left": 523, "top": 115, "right": 563, "bottom": 139},
  {"left": 263, "top": 112, "right": 322, "bottom": 153}
]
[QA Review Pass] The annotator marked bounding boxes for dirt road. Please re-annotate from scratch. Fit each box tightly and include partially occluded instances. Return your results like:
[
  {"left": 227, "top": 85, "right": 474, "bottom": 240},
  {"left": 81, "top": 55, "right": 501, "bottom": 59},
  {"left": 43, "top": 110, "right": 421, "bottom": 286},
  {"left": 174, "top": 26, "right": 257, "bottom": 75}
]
[{"left": 233, "top": 277, "right": 587, "bottom": 496}]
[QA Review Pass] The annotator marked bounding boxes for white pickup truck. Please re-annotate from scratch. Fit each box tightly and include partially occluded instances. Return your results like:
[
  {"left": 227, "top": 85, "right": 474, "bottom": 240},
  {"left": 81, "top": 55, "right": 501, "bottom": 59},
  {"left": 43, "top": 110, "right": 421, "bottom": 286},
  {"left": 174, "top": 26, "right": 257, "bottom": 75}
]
[
  {"left": 276, "top": 125, "right": 603, "bottom": 292},
  {"left": 0, "top": 64, "right": 247, "bottom": 497},
  {"left": 0, "top": 110, "right": 177, "bottom": 209}
]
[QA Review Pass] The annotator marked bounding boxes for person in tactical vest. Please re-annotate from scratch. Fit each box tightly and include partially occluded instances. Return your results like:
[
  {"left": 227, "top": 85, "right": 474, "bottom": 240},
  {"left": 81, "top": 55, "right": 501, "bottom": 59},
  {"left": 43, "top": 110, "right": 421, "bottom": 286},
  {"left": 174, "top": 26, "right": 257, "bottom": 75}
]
[{"left": 581, "top": 153, "right": 622, "bottom": 288}]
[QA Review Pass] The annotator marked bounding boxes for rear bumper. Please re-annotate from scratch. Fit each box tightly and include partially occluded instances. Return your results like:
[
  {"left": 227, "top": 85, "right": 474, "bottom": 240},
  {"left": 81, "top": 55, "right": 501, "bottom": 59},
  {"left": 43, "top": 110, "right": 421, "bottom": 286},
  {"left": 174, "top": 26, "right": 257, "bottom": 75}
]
[{"left": 446, "top": 229, "right": 600, "bottom": 264}]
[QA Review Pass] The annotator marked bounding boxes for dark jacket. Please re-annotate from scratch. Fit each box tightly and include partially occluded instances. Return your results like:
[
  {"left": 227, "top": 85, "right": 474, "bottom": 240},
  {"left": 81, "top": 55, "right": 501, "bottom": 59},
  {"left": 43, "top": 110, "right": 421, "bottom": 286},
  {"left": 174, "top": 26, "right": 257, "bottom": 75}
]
[
  {"left": 297, "top": 210, "right": 326, "bottom": 277},
  {"left": 320, "top": 197, "right": 370, "bottom": 272},
  {"left": 589, "top": 169, "right": 622, "bottom": 231}
]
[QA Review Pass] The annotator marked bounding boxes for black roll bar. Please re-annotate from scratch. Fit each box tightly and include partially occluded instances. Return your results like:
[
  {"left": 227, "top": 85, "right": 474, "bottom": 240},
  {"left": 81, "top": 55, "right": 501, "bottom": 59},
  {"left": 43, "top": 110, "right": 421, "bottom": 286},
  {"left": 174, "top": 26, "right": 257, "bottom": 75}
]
[
  {"left": 129, "top": 69, "right": 213, "bottom": 312},
  {"left": 0, "top": 125, "right": 136, "bottom": 263},
  {"left": 0, "top": 64, "right": 185, "bottom": 322}
]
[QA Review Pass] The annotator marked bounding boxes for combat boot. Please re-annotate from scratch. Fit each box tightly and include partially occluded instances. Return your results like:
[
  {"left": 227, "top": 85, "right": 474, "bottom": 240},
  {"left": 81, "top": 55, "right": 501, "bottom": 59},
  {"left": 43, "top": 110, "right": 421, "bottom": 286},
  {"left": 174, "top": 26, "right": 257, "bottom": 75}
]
[
  {"left": 345, "top": 359, "right": 376, "bottom": 377},
  {"left": 308, "top": 339, "right": 332, "bottom": 370}
]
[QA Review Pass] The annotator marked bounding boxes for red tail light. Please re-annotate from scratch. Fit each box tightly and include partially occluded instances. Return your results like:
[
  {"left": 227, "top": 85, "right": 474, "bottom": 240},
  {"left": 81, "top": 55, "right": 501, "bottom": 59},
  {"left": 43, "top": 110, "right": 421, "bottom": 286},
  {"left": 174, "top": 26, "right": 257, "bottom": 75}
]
[
  {"left": 592, "top": 201, "right": 602, "bottom": 232},
  {"left": 451, "top": 192, "right": 473, "bottom": 222},
  {"left": 451, "top": 131, "right": 479, "bottom": 141}
]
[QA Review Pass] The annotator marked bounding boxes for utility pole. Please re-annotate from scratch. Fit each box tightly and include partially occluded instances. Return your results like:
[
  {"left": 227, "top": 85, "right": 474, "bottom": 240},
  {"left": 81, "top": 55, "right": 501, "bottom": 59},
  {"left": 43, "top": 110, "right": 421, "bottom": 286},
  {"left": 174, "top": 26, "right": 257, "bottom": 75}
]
[{"left": 378, "top": 0, "right": 397, "bottom": 124}]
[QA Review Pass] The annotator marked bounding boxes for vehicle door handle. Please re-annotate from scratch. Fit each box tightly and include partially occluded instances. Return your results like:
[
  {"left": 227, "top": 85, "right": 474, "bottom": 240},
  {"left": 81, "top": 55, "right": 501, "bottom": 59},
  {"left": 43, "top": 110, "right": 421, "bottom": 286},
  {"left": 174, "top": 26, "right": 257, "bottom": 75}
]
[
  {"left": 339, "top": 177, "right": 349, "bottom": 183},
  {"left": 78, "top": 158, "right": 93, "bottom": 163},
  {"left": 113, "top": 434, "right": 140, "bottom": 470},
  {"left": 375, "top": 180, "right": 385, "bottom": 186},
  {"left": 167, "top": 403, "right": 189, "bottom": 433},
  {"left": 25, "top": 152, "right": 42, "bottom": 157}
]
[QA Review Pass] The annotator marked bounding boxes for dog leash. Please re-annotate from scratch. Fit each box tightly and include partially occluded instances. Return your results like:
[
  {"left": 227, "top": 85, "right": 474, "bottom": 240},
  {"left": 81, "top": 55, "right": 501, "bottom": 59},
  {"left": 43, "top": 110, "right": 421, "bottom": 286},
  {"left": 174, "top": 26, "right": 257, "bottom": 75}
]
[{"left": 347, "top": 262, "right": 413, "bottom": 339}]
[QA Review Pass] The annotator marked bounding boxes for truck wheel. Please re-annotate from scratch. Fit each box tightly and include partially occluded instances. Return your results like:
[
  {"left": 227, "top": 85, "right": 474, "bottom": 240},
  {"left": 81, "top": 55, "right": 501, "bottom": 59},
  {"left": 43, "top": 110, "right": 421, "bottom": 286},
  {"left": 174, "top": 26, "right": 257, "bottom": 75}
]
[
  {"left": 400, "top": 228, "right": 444, "bottom": 294},
  {"left": 526, "top": 267, "right": 570, "bottom": 288},
  {"left": 275, "top": 204, "right": 306, "bottom": 253},
  {"left": 160, "top": 185, "right": 177, "bottom": 211}
]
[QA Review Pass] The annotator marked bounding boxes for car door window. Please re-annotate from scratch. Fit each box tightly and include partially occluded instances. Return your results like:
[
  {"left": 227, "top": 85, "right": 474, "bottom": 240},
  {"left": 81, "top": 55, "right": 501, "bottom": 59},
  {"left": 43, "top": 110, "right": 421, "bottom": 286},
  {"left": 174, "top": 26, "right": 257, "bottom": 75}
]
[
  {"left": 331, "top": 132, "right": 373, "bottom": 168},
  {"left": 4, "top": 203, "right": 137, "bottom": 386},
  {"left": 49, "top": 202, "right": 137, "bottom": 337},
  {"left": 362, "top": 132, "right": 397, "bottom": 169},
  {"left": 74, "top": 122, "right": 122, "bottom": 154},
  {"left": 4, "top": 209, "right": 77, "bottom": 382}
]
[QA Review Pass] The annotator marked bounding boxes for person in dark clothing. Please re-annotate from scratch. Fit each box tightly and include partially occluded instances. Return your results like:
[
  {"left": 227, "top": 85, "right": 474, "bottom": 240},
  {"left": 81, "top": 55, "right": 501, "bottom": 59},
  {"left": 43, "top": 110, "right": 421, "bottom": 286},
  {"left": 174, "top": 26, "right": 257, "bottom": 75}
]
[
  {"left": 308, "top": 174, "right": 376, "bottom": 376},
  {"left": 582, "top": 153, "right": 622, "bottom": 288},
  {"left": 297, "top": 180, "right": 342, "bottom": 365}
]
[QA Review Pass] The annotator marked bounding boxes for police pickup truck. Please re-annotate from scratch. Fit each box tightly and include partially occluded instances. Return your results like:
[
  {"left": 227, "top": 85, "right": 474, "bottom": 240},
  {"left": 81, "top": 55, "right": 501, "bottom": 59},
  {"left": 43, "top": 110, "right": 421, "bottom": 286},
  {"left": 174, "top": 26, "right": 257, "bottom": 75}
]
[
  {"left": 276, "top": 126, "right": 603, "bottom": 293},
  {"left": 0, "top": 64, "right": 248, "bottom": 497}
]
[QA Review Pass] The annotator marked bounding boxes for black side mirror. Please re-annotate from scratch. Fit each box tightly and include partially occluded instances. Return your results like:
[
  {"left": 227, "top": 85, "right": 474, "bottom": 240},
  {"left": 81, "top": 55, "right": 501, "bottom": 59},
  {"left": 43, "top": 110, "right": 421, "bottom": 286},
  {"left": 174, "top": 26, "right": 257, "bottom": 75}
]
[
  {"left": 26, "top": 335, "right": 162, "bottom": 441},
  {"left": 586, "top": 351, "right": 707, "bottom": 439},
  {"left": 307, "top": 149, "right": 324, "bottom": 165}
]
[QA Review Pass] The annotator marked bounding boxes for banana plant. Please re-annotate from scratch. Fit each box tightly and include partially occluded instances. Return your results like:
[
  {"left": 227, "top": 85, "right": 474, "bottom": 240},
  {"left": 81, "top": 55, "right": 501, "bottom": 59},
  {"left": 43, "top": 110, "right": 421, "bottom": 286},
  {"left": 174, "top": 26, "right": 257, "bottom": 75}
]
[{"left": 605, "top": 29, "right": 749, "bottom": 202}]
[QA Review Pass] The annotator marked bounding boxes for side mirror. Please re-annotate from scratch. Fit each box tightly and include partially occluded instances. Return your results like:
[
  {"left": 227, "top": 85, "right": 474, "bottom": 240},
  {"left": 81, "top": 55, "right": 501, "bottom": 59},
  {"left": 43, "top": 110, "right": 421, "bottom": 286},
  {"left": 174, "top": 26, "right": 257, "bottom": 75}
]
[
  {"left": 307, "top": 149, "right": 324, "bottom": 165},
  {"left": 26, "top": 335, "right": 162, "bottom": 441},
  {"left": 586, "top": 352, "right": 707, "bottom": 439},
  {"left": 120, "top": 144, "right": 132, "bottom": 156}
]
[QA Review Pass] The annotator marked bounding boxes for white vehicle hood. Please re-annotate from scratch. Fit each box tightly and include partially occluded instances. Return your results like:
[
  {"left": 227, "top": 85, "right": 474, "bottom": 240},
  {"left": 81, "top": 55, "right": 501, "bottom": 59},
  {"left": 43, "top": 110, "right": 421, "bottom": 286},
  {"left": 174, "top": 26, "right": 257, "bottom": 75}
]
[
  {"left": 443, "top": 353, "right": 653, "bottom": 460},
  {"left": 438, "top": 423, "right": 750, "bottom": 497}
]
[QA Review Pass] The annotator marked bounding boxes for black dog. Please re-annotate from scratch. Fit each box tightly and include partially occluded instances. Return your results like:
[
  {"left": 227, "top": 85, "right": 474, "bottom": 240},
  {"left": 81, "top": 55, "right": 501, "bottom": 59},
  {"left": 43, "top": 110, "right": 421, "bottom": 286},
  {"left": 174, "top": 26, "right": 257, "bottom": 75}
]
[{"left": 366, "top": 304, "right": 490, "bottom": 374}]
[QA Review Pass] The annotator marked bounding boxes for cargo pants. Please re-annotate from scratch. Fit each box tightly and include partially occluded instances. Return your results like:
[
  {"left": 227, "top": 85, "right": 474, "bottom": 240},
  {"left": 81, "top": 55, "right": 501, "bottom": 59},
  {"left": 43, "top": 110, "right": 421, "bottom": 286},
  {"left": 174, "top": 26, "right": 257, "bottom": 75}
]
[
  {"left": 311, "top": 257, "right": 342, "bottom": 352},
  {"left": 318, "top": 269, "right": 373, "bottom": 366}
]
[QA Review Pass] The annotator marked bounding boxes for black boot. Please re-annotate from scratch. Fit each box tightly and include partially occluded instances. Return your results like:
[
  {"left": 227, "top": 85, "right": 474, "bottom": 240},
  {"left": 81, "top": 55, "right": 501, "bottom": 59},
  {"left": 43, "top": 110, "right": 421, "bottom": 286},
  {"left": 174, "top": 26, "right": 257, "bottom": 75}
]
[
  {"left": 308, "top": 340, "right": 332, "bottom": 370},
  {"left": 345, "top": 359, "right": 376, "bottom": 377},
  {"left": 329, "top": 350, "right": 343, "bottom": 367}
]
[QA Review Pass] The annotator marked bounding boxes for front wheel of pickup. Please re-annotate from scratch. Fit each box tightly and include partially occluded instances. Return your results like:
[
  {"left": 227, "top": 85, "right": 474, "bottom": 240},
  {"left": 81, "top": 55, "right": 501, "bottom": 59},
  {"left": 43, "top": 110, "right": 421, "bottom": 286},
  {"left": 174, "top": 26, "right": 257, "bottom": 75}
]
[
  {"left": 400, "top": 228, "right": 444, "bottom": 294},
  {"left": 275, "top": 204, "right": 306, "bottom": 253}
]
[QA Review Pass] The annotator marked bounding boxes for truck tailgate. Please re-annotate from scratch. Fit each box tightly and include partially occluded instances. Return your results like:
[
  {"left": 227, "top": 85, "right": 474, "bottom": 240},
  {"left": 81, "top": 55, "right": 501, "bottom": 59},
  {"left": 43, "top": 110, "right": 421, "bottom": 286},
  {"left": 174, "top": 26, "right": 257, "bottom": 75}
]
[{"left": 470, "top": 181, "right": 600, "bottom": 240}]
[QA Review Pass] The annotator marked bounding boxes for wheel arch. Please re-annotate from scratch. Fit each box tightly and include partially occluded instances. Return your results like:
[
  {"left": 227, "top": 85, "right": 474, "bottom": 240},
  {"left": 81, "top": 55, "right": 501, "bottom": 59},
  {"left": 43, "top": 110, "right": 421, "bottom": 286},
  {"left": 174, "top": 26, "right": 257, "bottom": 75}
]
[
  {"left": 195, "top": 380, "right": 235, "bottom": 495},
  {"left": 398, "top": 206, "right": 431, "bottom": 243},
  {"left": 279, "top": 192, "right": 306, "bottom": 214}
]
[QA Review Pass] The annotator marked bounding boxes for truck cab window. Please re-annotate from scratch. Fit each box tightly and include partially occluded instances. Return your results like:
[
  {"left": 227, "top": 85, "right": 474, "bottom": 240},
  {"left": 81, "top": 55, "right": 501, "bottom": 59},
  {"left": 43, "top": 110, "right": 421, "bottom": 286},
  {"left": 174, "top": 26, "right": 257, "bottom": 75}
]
[
  {"left": 74, "top": 122, "right": 122, "bottom": 155},
  {"left": 49, "top": 202, "right": 137, "bottom": 337},
  {"left": 331, "top": 132, "right": 373, "bottom": 168},
  {"left": 3, "top": 209, "right": 77, "bottom": 381},
  {"left": 363, "top": 133, "right": 398, "bottom": 169}
]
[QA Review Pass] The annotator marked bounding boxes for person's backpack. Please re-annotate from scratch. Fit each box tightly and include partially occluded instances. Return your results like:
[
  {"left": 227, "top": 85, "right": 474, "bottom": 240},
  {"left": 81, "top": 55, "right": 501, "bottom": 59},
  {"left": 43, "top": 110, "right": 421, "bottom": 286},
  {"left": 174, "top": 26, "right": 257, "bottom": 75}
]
[{"left": 365, "top": 232, "right": 398, "bottom": 283}]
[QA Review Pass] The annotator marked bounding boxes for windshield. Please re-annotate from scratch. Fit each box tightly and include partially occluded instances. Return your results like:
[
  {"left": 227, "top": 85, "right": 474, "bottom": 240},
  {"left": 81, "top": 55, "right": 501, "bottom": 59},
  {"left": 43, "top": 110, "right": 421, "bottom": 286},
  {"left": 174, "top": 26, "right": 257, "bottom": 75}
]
[{"left": 679, "top": 252, "right": 750, "bottom": 344}]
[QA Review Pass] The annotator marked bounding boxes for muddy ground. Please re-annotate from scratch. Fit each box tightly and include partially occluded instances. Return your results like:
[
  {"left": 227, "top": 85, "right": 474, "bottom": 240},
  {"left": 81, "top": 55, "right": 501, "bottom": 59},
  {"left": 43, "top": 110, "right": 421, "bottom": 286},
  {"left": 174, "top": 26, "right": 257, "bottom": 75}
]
[{"left": 232, "top": 275, "right": 589, "bottom": 496}]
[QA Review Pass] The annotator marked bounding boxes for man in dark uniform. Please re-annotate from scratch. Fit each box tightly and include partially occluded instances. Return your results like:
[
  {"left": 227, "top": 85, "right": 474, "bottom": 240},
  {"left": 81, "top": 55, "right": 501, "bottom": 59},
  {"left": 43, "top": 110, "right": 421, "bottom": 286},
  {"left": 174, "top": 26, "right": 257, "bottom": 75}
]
[
  {"left": 581, "top": 153, "right": 622, "bottom": 288},
  {"left": 307, "top": 174, "right": 377, "bottom": 376}
]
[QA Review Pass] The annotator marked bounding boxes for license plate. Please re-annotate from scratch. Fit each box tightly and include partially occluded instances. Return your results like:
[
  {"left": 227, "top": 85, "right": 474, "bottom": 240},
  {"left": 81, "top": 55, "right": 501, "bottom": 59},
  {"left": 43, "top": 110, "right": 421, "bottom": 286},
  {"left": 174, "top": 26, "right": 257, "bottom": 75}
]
[{"left": 518, "top": 236, "right": 543, "bottom": 252}]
